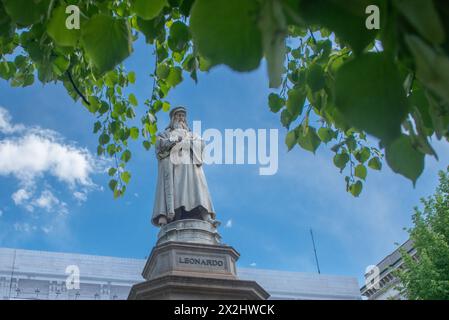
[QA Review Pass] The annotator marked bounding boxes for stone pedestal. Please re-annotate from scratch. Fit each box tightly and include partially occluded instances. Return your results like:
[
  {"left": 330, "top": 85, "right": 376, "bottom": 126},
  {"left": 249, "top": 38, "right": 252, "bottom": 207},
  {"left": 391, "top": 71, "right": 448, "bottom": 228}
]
[{"left": 128, "top": 219, "right": 269, "bottom": 300}]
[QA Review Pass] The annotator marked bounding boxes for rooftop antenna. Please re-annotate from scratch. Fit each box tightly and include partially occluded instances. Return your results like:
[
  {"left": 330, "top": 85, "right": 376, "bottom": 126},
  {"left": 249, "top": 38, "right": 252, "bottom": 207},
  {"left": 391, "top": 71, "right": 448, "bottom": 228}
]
[{"left": 310, "top": 229, "right": 321, "bottom": 274}]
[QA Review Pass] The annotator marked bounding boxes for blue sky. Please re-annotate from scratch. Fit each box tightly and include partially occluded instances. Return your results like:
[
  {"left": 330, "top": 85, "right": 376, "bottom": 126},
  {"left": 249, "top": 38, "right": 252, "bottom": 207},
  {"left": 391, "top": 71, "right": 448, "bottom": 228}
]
[{"left": 0, "top": 38, "right": 448, "bottom": 287}]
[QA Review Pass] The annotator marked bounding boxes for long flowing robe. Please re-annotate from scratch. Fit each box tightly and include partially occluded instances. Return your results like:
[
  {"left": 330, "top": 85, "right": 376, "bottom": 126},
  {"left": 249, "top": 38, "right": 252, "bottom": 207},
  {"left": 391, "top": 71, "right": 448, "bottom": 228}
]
[{"left": 151, "top": 127, "right": 215, "bottom": 226}]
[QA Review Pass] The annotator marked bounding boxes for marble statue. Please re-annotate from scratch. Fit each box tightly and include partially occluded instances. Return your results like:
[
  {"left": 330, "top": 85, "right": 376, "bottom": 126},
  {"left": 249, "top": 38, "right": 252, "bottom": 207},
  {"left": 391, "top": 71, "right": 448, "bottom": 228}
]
[{"left": 151, "top": 106, "right": 217, "bottom": 227}]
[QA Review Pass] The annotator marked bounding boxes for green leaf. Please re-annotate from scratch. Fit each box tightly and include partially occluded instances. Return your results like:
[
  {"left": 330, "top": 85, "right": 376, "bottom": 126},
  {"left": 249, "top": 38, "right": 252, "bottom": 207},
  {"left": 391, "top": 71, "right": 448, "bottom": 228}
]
[
  {"left": 136, "top": 16, "right": 165, "bottom": 44},
  {"left": 83, "top": 96, "right": 99, "bottom": 113},
  {"left": 335, "top": 53, "right": 408, "bottom": 143},
  {"left": 143, "top": 140, "right": 152, "bottom": 150},
  {"left": 2, "top": 0, "right": 50, "bottom": 26},
  {"left": 258, "top": 0, "right": 287, "bottom": 88},
  {"left": 368, "top": 157, "right": 382, "bottom": 170},
  {"left": 350, "top": 180, "right": 363, "bottom": 197},
  {"left": 280, "top": 109, "right": 293, "bottom": 129},
  {"left": 307, "top": 63, "right": 326, "bottom": 92},
  {"left": 427, "top": 95, "right": 449, "bottom": 140},
  {"left": 108, "top": 179, "right": 118, "bottom": 191},
  {"left": 130, "top": 127, "right": 139, "bottom": 140},
  {"left": 127, "top": 108, "right": 136, "bottom": 119},
  {"left": 198, "top": 56, "right": 212, "bottom": 72},
  {"left": 409, "top": 89, "right": 432, "bottom": 130},
  {"left": 393, "top": 0, "right": 445, "bottom": 45},
  {"left": 298, "top": 0, "right": 380, "bottom": 54},
  {"left": 182, "top": 54, "right": 196, "bottom": 72},
  {"left": 297, "top": 126, "right": 321, "bottom": 154},
  {"left": 113, "top": 188, "right": 123, "bottom": 199},
  {"left": 285, "top": 130, "right": 297, "bottom": 151},
  {"left": 121, "top": 171, "right": 131, "bottom": 184},
  {"left": 317, "top": 127, "right": 333, "bottom": 143},
  {"left": 52, "top": 56, "right": 70, "bottom": 76},
  {"left": 121, "top": 150, "right": 132, "bottom": 162},
  {"left": 180, "top": 0, "right": 195, "bottom": 16},
  {"left": 0, "top": 2, "right": 13, "bottom": 38},
  {"left": 286, "top": 88, "right": 306, "bottom": 119},
  {"left": 128, "top": 71, "right": 136, "bottom": 84},
  {"left": 168, "top": 21, "right": 190, "bottom": 52},
  {"left": 190, "top": 0, "right": 263, "bottom": 71},
  {"left": 98, "top": 101, "right": 109, "bottom": 115},
  {"left": 345, "top": 136, "right": 357, "bottom": 152},
  {"left": 23, "top": 74, "right": 34, "bottom": 87},
  {"left": 405, "top": 35, "right": 449, "bottom": 105},
  {"left": 113, "top": 102, "right": 126, "bottom": 115},
  {"left": 385, "top": 134, "right": 425, "bottom": 185},
  {"left": 104, "top": 70, "right": 118, "bottom": 87},
  {"left": 93, "top": 121, "right": 102, "bottom": 133},
  {"left": 99, "top": 133, "right": 110, "bottom": 145},
  {"left": 129, "top": 93, "right": 138, "bottom": 106},
  {"left": 355, "top": 164, "right": 367, "bottom": 180},
  {"left": 97, "top": 146, "right": 105, "bottom": 156},
  {"left": 0, "top": 61, "right": 15, "bottom": 80},
  {"left": 355, "top": 147, "right": 370, "bottom": 163},
  {"left": 162, "top": 101, "right": 170, "bottom": 114},
  {"left": 166, "top": 66, "right": 183, "bottom": 88},
  {"left": 81, "top": 14, "right": 132, "bottom": 74},
  {"left": 334, "top": 153, "right": 349, "bottom": 170},
  {"left": 156, "top": 63, "right": 170, "bottom": 79},
  {"left": 268, "top": 93, "right": 285, "bottom": 113},
  {"left": 47, "top": 5, "right": 80, "bottom": 47},
  {"left": 108, "top": 168, "right": 117, "bottom": 177},
  {"left": 107, "top": 144, "right": 116, "bottom": 156},
  {"left": 109, "top": 121, "right": 120, "bottom": 135},
  {"left": 156, "top": 44, "right": 168, "bottom": 61},
  {"left": 131, "top": 0, "right": 167, "bottom": 20},
  {"left": 120, "top": 128, "right": 131, "bottom": 141},
  {"left": 14, "top": 55, "right": 26, "bottom": 68}
]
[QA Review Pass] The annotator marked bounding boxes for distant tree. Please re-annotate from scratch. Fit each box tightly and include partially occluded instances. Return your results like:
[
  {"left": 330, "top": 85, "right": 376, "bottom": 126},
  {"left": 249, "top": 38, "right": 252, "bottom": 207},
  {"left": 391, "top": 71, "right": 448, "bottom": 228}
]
[{"left": 396, "top": 169, "right": 449, "bottom": 300}]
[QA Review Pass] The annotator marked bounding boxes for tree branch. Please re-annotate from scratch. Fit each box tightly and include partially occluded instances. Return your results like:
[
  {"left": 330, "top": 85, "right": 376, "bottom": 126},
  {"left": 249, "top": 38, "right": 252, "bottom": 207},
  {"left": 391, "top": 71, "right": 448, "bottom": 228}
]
[{"left": 66, "top": 70, "right": 90, "bottom": 105}]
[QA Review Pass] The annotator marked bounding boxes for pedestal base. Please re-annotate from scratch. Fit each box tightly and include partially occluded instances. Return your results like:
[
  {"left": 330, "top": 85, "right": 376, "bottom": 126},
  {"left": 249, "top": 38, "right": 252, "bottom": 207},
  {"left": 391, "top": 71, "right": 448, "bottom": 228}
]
[
  {"left": 128, "top": 274, "right": 269, "bottom": 300},
  {"left": 128, "top": 220, "right": 269, "bottom": 300}
]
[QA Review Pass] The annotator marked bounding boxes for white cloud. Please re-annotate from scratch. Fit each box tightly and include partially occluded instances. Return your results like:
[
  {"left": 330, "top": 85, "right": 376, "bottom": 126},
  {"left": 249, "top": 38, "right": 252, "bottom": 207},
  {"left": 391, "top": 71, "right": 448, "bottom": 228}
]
[
  {"left": 0, "top": 107, "right": 24, "bottom": 134},
  {"left": 249, "top": 262, "right": 257, "bottom": 267},
  {"left": 225, "top": 219, "right": 233, "bottom": 228},
  {"left": 0, "top": 106, "right": 97, "bottom": 188},
  {"left": 12, "top": 188, "right": 32, "bottom": 205},
  {"left": 14, "top": 223, "right": 37, "bottom": 233},
  {"left": 0, "top": 133, "right": 95, "bottom": 186},
  {"left": 73, "top": 191, "right": 88, "bottom": 202},
  {"left": 0, "top": 106, "right": 101, "bottom": 216},
  {"left": 33, "top": 190, "right": 68, "bottom": 215},
  {"left": 41, "top": 226, "right": 54, "bottom": 234}
]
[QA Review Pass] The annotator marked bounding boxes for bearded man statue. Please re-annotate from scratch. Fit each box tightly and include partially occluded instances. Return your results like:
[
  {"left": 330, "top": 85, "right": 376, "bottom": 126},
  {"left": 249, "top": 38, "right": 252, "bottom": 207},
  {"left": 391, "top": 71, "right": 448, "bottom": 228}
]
[{"left": 151, "top": 106, "right": 217, "bottom": 227}]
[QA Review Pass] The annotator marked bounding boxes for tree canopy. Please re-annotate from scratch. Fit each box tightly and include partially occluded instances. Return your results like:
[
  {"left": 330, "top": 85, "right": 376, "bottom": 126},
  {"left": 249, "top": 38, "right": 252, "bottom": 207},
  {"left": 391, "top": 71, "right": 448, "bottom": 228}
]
[
  {"left": 1, "top": 0, "right": 448, "bottom": 197},
  {"left": 396, "top": 169, "right": 449, "bottom": 300}
]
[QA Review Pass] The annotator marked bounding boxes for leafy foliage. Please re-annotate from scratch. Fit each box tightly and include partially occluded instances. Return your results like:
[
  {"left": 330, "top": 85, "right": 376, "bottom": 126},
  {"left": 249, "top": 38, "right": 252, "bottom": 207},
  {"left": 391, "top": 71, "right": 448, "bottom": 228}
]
[
  {"left": 1, "top": 0, "right": 449, "bottom": 197},
  {"left": 396, "top": 169, "right": 449, "bottom": 300}
]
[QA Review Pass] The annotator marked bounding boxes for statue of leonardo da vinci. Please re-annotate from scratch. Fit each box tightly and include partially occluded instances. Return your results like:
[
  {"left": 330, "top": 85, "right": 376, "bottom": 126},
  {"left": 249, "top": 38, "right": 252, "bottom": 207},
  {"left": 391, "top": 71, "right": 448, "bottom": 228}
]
[{"left": 151, "top": 106, "right": 217, "bottom": 227}]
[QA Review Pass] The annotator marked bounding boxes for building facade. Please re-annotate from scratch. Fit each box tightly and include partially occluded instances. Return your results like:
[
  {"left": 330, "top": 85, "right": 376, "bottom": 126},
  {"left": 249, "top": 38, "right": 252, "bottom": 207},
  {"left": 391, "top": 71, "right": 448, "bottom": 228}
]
[
  {"left": 0, "top": 247, "right": 361, "bottom": 300},
  {"left": 360, "top": 239, "right": 415, "bottom": 300}
]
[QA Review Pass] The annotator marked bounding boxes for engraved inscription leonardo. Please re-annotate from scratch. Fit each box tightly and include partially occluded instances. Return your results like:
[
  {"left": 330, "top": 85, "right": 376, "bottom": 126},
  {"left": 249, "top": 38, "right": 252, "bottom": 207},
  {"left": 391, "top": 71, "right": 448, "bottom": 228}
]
[{"left": 177, "top": 255, "right": 225, "bottom": 268}]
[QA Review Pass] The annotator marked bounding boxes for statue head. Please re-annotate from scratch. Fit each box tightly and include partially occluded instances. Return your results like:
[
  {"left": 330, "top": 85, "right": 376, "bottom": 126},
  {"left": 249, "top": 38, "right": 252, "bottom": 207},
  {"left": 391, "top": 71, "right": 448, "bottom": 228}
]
[{"left": 168, "top": 106, "right": 189, "bottom": 130}]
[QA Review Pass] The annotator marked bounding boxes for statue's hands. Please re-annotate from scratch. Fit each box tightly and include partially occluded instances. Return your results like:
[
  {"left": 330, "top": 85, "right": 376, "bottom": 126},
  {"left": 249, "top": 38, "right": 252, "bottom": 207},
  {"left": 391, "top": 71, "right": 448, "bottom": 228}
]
[{"left": 168, "top": 134, "right": 182, "bottom": 144}]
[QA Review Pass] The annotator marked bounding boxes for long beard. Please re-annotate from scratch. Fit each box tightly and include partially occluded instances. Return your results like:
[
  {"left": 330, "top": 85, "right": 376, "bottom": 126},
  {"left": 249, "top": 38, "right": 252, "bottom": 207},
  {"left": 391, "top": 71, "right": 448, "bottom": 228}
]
[{"left": 173, "top": 120, "right": 188, "bottom": 130}]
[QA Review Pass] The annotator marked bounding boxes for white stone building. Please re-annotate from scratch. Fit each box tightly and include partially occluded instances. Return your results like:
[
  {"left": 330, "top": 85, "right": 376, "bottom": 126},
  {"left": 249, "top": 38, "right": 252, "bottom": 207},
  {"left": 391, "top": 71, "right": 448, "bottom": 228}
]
[
  {"left": 0, "top": 247, "right": 361, "bottom": 300},
  {"left": 360, "top": 239, "right": 415, "bottom": 300}
]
